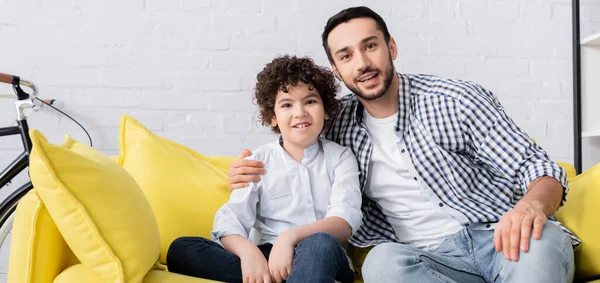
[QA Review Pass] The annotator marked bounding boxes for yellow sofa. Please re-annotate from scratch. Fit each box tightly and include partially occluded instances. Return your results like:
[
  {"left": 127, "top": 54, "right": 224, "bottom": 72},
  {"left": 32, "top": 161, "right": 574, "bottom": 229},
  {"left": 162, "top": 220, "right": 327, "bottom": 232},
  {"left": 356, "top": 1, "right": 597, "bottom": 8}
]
[{"left": 7, "top": 116, "right": 600, "bottom": 283}]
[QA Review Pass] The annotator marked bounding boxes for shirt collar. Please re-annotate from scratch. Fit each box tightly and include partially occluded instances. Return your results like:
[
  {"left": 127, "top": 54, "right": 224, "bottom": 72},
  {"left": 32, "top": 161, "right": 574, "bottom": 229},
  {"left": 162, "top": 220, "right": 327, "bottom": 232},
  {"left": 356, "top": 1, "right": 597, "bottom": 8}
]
[
  {"left": 276, "top": 136, "right": 322, "bottom": 164},
  {"left": 353, "top": 73, "right": 411, "bottom": 133}
]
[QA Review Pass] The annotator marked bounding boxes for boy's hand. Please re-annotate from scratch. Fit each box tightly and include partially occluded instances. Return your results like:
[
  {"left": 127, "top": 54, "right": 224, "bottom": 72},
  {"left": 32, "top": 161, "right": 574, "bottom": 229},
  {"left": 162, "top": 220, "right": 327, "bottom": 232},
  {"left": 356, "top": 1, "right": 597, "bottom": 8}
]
[
  {"left": 240, "top": 250, "right": 272, "bottom": 283},
  {"left": 228, "top": 149, "right": 266, "bottom": 191},
  {"left": 268, "top": 229, "right": 298, "bottom": 282}
]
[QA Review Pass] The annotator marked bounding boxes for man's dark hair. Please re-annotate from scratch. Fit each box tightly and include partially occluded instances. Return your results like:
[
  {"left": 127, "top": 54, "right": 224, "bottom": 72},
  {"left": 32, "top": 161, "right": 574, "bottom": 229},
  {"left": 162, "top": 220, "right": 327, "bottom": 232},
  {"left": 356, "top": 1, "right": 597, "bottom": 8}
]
[
  {"left": 321, "top": 6, "right": 391, "bottom": 63},
  {"left": 254, "top": 55, "right": 340, "bottom": 134}
]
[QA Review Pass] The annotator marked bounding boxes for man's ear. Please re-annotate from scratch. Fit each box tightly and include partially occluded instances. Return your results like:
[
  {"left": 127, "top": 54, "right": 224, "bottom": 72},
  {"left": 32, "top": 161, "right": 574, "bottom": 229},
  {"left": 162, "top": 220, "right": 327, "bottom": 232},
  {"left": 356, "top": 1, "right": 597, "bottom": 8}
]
[
  {"left": 388, "top": 36, "right": 398, "bottom": 61},
  {"left": 331, "top": 63, "right": 342, "bottom": 81}
]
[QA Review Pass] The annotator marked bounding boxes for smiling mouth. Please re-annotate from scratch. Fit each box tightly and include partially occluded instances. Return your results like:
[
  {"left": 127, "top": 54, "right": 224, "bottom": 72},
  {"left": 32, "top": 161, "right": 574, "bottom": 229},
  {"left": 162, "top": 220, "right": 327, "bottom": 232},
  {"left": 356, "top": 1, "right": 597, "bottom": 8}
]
[
  {"left": 293, "top": 123, "right": 311, "bottom": 129},
  {"left": 358, "top": 73, "right": 378, "bottom": 82}
]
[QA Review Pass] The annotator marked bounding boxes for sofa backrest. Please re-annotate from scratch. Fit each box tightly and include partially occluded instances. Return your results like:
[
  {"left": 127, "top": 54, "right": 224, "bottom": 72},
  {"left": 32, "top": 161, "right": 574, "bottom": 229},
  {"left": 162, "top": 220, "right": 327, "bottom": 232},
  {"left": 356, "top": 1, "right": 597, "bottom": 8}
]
[{"left": 8, "top": 189, "right": 78, "bottom": 283}]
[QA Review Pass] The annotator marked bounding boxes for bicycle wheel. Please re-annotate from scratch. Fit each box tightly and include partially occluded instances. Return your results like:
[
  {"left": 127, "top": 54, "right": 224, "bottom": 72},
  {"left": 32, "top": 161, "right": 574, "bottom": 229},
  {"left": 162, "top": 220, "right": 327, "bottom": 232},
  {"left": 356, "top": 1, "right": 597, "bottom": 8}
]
[{"left": 0, "top": 181, "right": 33, "bottom": 280}]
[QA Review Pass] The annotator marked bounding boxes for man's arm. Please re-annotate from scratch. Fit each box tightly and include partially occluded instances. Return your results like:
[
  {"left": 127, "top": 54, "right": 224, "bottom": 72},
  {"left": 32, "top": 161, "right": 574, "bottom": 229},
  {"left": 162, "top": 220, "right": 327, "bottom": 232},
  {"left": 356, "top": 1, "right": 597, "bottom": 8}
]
[
  {"left": 458, "top": 82, "right": 568, "bottom": 261},
  {"left": 228, "top": 149, "right": 265, "bottom": 190},
  {"left": 522, "top": 176, "right": 563, "bottom": 217}
]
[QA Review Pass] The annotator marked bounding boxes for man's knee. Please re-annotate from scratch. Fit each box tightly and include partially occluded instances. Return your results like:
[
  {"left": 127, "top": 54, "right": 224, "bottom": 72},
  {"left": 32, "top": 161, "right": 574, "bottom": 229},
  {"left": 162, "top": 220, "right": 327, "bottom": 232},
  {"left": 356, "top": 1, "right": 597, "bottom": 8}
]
[
  {"left": 529, "top": 223, "right": 570, "bottom": 251},
  {"left": 498, "top": 223, "right": 574, "bottom": 282},
  {"left": 362, "top": 243, "right": 416, "bottom": 280}
]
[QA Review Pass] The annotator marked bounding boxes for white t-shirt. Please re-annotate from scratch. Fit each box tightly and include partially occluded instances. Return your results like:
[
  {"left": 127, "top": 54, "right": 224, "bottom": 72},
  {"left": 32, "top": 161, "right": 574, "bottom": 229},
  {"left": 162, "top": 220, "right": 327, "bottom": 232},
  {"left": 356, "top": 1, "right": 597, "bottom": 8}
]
[{"left": 363, "top": 110, "right": 463, "bottom": 251}]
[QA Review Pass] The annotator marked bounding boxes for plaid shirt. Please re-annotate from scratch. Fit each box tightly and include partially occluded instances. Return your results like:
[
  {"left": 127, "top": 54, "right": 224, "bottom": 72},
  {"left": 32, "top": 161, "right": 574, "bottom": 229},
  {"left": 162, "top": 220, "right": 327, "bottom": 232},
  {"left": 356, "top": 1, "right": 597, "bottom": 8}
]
[{"left": 325, "top": 73, "right": 580, "bottom": 248}]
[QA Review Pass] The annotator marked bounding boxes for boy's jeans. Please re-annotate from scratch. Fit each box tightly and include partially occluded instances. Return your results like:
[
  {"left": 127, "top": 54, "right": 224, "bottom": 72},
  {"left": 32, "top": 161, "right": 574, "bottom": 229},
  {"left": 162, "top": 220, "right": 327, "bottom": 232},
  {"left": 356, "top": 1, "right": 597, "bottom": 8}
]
[
  {"left": 167, "top": 232, "right": 355, "bottom": 283},
  {"left": 362, "top": 223, "right": 574, "bottom": 283}
]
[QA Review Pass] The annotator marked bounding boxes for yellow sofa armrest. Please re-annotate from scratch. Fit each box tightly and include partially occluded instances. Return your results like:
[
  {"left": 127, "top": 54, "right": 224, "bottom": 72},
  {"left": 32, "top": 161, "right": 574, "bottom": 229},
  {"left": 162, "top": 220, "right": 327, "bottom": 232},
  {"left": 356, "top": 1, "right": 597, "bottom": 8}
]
[
  {"left": 8, "top": 189, "right": 78, "bottom": 283},
  {"left": 54, "top": 264, "right": 219, "bottom": 283}
]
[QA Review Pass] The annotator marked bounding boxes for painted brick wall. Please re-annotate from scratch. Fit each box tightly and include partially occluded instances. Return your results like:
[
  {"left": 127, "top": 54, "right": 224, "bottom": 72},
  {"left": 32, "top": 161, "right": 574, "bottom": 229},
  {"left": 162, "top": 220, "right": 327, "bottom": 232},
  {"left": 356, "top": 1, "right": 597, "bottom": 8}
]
[
  {"left": 0, "top": 0, "right": 599, "bottom": 278},
  {"left": 1, "top": 0, "right": 599, "bottom": 165}
]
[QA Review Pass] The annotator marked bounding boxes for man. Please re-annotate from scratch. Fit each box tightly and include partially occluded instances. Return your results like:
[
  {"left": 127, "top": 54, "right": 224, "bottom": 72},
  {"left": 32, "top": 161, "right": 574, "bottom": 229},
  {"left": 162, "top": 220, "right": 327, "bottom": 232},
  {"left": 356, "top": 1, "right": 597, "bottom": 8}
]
[{"left": 228, "top": 6, "right": 577, "bottom": 283}]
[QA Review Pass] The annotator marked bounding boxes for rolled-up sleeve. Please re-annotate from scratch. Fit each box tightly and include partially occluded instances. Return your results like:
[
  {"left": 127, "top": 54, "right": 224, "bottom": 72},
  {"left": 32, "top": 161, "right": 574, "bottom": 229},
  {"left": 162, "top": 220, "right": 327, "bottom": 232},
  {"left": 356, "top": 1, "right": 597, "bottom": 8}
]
[
  {"left": 211, "top": 181, "right": 261, "bottom": 246},
  {"left": 459, "top": 83, "right": 569, "bottom": 207},
  {"left": 325, "top": 147, "right": 363, "bottom": 235}
]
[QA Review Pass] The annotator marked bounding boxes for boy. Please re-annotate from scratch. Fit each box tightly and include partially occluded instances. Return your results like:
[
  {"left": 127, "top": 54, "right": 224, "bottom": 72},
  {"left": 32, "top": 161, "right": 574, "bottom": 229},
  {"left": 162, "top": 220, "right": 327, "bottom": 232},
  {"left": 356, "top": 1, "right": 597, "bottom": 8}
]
[{"left": 166, "top": 55, "right": 362, "bottom": 283}]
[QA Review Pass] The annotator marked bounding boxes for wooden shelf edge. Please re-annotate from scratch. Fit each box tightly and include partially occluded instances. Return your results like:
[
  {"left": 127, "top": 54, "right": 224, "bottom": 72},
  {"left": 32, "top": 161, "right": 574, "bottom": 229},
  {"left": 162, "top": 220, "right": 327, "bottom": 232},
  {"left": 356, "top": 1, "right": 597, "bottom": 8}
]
[{"left": 581, "top": 32, "right": 600, "bottom": 46}]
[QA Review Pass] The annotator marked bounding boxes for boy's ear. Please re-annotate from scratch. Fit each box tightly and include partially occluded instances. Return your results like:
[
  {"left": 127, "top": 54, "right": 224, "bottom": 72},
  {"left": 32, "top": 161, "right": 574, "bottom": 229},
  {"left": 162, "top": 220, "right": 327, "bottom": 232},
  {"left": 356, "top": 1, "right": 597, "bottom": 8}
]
[
  {"left": 270, "top": 117, "right": 278, "bottom": 128},
  {"left": 331, "top": 64, "right": 342, "bottom": 81}
]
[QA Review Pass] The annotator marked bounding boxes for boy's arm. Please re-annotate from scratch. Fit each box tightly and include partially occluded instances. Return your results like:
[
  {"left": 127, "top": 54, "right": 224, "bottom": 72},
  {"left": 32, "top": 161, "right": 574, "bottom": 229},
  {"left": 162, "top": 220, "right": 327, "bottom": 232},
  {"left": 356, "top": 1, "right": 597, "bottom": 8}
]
[
  {"left": 221, "top": 234, "right": 264, "bottom": 258},
  {"left": 211, "top": 179, "right": 261, "bottom": 248},
  {"left": 281, "top": 217, "right": 354, "bottom": 245},
  {"left": 283, "top": 147, "right": 363, "bottom": 244}
]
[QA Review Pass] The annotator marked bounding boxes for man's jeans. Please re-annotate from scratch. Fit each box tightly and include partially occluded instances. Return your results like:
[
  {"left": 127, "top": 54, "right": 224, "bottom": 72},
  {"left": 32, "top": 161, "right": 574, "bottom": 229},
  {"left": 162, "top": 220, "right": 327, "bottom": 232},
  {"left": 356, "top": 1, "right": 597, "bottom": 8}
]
[
  {"left": 362, "top": 223, "right": 574, "bottom": 283},
  {"left": 166, "top": 232, "right": 355, "bottom": 283}
]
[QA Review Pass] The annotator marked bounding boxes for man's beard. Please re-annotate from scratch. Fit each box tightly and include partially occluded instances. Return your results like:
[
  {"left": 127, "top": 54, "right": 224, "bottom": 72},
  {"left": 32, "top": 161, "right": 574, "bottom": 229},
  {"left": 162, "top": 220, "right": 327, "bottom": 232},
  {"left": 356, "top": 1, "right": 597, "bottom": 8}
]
[{"left": 344, "top": 55, "right": 395, "bottom": 101}]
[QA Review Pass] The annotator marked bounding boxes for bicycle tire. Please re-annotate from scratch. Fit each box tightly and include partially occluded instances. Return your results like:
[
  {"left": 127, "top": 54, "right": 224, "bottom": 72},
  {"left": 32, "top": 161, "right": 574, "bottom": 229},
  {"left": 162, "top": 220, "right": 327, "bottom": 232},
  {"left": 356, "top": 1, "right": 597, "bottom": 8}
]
[{"left": 0, "top": 181, "right": 33, "bottom": 247}]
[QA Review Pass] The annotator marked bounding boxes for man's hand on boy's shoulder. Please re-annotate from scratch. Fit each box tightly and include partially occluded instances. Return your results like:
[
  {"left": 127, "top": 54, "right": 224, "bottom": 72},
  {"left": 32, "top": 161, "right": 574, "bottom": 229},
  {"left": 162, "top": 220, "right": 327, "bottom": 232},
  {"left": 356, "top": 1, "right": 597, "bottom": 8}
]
[{"left": 228, "top": 149, "right": 266, "bottom": 191}]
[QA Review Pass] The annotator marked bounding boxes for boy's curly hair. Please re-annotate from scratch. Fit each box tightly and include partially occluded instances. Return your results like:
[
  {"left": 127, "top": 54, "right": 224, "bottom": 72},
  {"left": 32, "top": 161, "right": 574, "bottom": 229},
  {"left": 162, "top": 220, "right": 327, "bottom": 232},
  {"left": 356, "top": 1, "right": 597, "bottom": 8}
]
[{"left": 254, "top": 55, "right": 340, "bottom": 134}]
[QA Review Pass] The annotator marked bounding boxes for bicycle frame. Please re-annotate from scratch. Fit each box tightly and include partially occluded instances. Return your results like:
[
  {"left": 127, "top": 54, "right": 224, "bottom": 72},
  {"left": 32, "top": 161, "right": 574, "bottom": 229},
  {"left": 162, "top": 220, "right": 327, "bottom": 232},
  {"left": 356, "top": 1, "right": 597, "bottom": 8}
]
[
  {"left": 0, "top": 120, "right": 31, "bottom": 188},
  {"left": 0, "top": 74, "right": 35, "bottom": 190}
]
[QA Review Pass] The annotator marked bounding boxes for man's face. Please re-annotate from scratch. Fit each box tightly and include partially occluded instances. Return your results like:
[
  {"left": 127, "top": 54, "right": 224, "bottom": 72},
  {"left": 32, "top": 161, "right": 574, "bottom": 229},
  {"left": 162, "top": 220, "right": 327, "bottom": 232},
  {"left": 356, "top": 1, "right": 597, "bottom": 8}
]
[{"left": 327, "top": 17, "right": 397, "bottom": 101}]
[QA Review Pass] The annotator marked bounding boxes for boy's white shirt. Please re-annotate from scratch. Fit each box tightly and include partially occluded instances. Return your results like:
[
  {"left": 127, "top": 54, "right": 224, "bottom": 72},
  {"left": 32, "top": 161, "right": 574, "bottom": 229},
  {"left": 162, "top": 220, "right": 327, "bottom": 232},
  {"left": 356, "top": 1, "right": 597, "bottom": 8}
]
[{"left": 211, "top": 138, "right": 363, "bottom": 247}]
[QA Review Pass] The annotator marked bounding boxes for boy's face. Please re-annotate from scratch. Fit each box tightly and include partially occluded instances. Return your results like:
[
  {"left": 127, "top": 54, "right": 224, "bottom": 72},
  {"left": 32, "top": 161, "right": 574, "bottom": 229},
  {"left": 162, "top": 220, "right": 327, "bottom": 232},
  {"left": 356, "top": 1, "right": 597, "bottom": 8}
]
[
  {"left": 271, "top": 82, "right": 327, "bottom": 149},
  {"left": 327, "top": 17, "right": 397, "bottom": 101}
]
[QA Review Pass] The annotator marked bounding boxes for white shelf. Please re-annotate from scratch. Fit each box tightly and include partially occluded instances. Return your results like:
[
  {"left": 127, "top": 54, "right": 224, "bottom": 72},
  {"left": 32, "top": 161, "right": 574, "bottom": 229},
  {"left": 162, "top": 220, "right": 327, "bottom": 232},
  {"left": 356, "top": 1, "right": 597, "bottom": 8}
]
[
  {"left": 581, "top": 38, "right": 600, "bottom": 135},
  {"left": 582, "top": 131, "right": 600, "bottom": 138},
  {"left": 582, "top": 32, "right": 600, "bottom": 46}
]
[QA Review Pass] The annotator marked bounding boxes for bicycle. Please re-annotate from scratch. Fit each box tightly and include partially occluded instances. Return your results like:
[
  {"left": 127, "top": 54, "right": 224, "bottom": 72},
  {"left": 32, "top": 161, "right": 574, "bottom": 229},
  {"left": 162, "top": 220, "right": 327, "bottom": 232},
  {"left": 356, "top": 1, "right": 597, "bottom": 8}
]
[{"left": 0, "top": 72, "right": 91, "bottom": 271}]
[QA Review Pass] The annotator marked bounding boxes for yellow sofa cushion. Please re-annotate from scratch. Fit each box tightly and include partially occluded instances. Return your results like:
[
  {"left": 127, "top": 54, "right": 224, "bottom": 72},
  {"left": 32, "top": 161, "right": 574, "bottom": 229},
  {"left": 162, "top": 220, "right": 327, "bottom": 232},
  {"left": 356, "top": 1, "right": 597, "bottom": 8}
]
[
  {"left": 118, "top": 115, "right": 234, "bottom": 264},
  {"left": 557, "top": 161, "right": 577, "bottom": 179},
  {"left": 28, "top": 129, "right": 160, "bottom": 283},
  {"left": 8, "top": 189, "right": 78, "bottom": 283},
  {"left": 556, "top": 162, "right": 600, "bottom": 282},
  {"left": 54, "top": 264, "right": 219, "bottom": 283}
]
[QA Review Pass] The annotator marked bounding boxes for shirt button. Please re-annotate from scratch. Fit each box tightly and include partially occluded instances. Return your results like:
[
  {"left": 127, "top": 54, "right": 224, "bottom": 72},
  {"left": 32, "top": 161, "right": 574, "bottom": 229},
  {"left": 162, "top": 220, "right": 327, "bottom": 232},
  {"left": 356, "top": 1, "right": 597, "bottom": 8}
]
[
  {"left": 413, "top": 177, "right": 417, "bottom": 181},
  {"left": 401, "top": 149, "right": 406, "bottom": 153},
  {"left": 465, "top": 223, "right": 470, "bottom": 227},
  {"left": 486, "top": 224, "right": 491, "bottom": 228},
  {"left": 438, "top": 203, "right": 443, "bottom": 207},
  {"left": 307, "top": 200, "right": 312, "bottom": 204}
]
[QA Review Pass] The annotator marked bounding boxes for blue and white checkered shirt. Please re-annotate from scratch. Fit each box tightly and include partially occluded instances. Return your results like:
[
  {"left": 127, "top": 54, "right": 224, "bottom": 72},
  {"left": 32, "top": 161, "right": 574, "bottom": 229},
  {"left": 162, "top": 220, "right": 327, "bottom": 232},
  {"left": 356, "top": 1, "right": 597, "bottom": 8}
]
[{"left": 325, "top": 73, "right": 580, "bottom": 248}]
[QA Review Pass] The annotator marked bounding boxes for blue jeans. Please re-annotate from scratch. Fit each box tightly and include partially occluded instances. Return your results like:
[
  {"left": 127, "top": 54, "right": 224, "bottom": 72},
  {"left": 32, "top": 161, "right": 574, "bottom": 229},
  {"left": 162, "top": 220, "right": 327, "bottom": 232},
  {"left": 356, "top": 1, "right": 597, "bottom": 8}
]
[
  {"left": 362, "top": 223, "right": 574, "bottom": 283},
  {"left": 166, "top": 232, "right": 355, "bottom": 283}
]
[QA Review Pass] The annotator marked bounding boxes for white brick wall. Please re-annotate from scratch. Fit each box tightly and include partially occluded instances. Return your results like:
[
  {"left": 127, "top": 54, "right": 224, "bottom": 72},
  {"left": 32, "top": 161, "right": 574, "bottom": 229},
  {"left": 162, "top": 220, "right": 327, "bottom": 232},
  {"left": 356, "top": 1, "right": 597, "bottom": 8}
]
[{"left": 1, "top": 0, "right": 599, "bottom": 167}]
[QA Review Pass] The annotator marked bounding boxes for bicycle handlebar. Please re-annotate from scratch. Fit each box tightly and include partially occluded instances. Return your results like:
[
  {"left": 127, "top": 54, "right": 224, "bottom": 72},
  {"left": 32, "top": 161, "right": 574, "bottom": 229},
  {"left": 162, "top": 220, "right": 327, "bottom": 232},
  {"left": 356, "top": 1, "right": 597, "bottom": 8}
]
[{"left": 0, "top": 73, "right": 14, "bottom": 84}]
